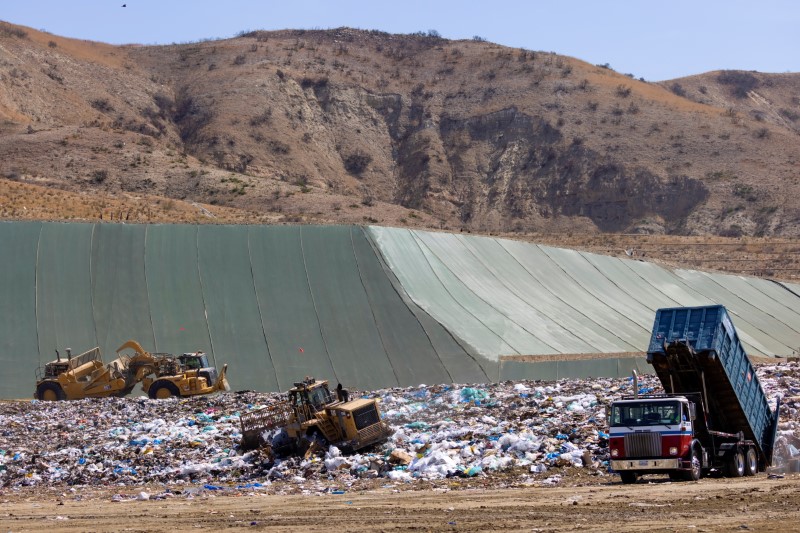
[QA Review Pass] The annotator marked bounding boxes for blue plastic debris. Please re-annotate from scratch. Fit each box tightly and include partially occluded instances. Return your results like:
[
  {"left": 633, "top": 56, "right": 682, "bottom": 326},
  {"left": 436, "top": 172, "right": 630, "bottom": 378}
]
[
  {"left": 463, "top": 465, "right": 482, "bottom": 477},
  {"left": 460, "top": 387, "right": 489, "bottom": 403},
  {"left": 236, "top": 482, "right": 263, "bottom": 489}
]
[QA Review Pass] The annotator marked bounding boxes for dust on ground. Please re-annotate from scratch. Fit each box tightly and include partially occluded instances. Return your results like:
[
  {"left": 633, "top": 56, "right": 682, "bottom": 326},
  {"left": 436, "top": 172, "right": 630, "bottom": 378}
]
[{"left": 1, "top": 474, "right": 799, "bottom": 532}]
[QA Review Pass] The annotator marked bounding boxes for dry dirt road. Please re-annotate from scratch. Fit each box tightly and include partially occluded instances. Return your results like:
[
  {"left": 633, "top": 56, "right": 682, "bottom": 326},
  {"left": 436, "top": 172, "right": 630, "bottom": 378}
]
[{"left": 2, "top": 474, "right": 799, "bottom": 532}]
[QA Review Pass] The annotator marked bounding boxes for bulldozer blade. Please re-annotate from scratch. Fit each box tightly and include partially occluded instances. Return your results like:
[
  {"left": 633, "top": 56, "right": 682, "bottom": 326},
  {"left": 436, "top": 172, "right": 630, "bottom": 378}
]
[
  {"left": 303, "top": 439, "right": 325, "bottom": 459},
  {"left": 215, "top": 364, "right": 229, "bottom": 392}
]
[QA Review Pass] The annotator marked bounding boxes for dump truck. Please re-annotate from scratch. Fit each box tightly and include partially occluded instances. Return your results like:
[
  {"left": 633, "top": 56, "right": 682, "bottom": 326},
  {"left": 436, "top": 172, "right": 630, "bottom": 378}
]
[
  {"left": 240, "top": 377, "right": 393, "bottom": 455},
  {"left": 608, "top": 305, "right": 781, "bottom": 483},
  {"left": 34, "top": 341, "right": 229, "bottom": 401}
]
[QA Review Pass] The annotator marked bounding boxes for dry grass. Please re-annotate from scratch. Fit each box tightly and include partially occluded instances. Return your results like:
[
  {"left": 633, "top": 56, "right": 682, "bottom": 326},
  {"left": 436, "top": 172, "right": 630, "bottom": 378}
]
[
  {"left": 0, "top": 22, "right": 799, "bottom": 258},
  {"left": 0, "top": 178, "right": 253, "bottom": 223}
]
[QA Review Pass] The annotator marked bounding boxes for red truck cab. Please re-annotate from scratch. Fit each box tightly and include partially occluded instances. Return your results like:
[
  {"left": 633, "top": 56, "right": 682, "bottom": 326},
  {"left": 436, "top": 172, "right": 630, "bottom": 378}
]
[{"left": 609, "top": 396, "right": 700, "bottom": 483}]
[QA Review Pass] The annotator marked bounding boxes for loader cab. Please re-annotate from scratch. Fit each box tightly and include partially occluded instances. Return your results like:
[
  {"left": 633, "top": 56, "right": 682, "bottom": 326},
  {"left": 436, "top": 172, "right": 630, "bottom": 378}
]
[
  {"left": 179, "top": 352, "right": 209, "bottom": 370},
  {"left": 179, "top": 352, "right": 217, "bottom": 385}
]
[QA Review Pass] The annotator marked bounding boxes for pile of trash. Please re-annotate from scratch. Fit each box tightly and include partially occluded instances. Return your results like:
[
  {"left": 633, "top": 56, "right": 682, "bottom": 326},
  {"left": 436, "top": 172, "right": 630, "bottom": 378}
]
[
  {"left": 1, "top": 363, "right": 800, "bottom": 492},
  {"left": 756, "top": 362, "right": 800, "bottom": 468}
]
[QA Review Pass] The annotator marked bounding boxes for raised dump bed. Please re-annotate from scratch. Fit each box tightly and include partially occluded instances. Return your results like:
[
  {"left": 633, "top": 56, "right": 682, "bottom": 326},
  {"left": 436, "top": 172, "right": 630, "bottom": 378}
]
[{"left": 646, "top": 305, "right": 780, "bottom": 465}]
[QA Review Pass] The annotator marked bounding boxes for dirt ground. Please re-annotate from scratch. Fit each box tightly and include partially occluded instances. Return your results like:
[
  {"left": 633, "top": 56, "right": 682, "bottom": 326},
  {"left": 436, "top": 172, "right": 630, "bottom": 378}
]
[{"left": 2, "top": 474, "right": 799, "bottom": 532}]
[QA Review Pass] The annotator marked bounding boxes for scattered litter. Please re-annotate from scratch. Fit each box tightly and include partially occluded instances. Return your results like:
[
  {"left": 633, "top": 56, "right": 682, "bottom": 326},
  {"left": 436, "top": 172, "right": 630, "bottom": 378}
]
[{"left": 0, "top": 363, "right": 799, "bottom": 493}]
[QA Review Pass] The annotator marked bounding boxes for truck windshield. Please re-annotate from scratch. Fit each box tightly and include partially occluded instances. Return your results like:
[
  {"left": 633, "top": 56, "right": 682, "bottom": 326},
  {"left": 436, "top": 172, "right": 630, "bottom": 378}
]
[{"left": 611, "top": 401, "right": 682, "bottom": 427}]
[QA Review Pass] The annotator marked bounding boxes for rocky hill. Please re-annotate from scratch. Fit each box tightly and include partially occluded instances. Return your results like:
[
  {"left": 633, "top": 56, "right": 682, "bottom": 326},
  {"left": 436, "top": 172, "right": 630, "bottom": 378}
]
[{"left": 1, "top": 22, "right": 799, "bottom": 238}]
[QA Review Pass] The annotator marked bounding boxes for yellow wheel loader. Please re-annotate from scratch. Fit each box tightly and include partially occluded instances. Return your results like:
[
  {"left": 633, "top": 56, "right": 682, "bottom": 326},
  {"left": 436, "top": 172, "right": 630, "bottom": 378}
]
[
  {"left": 34, "top": 341, "right": 229, "bottom": 401},
  {"left": 240, "top": 377, "right": 393, "bottom": 455},
  {"left": 117, "top": 341, "right": 230, "bottom": 400}
]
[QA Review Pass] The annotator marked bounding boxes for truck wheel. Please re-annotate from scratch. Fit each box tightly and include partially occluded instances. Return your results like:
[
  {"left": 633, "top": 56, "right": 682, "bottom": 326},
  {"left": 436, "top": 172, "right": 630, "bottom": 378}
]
[
  {"left": 148, "top": 380, "right": 180, "bottom": 399},
  {"left": 725, "top": 450, "right": 745, "bottom": 478},
  {"left": 684, "top": 448, "right": 702, "bottom": 481},
  {"left": 744, "top": 448, "right": 758, "bottom": 476},
  {"left": 36, "top": 381, "right": 66, "bottom": 401},
  {"left": 619, "top": 472, "right": 637, "bottom": 484}
]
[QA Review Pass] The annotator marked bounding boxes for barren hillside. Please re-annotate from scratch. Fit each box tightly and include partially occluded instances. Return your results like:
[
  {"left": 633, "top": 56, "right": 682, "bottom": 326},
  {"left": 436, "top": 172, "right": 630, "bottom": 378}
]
[{"left": 0, "top": 22, "right": 799, "bottom": 276}]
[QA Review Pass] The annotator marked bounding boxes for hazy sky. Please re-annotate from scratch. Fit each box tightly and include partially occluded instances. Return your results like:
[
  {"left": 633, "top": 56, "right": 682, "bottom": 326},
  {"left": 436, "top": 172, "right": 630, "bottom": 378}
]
[{"left": 3, "top": 1, "right": 798, "bottom": 81}]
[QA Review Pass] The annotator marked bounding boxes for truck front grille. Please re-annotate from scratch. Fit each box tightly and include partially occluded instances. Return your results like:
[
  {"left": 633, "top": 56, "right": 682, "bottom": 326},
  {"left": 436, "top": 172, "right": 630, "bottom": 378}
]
[
  {"left": 624, "top": 432, "right": 662, "bottom": 457},
  {"left": 353, "top": 404, "right": 380, "bottom": 430}
]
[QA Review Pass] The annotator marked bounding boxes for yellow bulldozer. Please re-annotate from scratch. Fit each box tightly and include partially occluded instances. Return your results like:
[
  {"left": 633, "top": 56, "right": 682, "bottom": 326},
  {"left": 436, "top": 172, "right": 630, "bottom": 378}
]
[
  {"left": 240, "top": 377, "right": 393, "bottom": 455},
  {"left": 34, "top": 340, "right": 229, "bottom": 401}
]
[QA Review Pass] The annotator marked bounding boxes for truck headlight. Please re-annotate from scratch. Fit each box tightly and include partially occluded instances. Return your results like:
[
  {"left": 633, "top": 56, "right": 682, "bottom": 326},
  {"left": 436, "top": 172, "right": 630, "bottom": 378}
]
[
  {"left": 669, "top": 447, "right": 678, "bottom": 455},
  {"left": 611, "top": 449, "right": 619, "bottom": 457}
]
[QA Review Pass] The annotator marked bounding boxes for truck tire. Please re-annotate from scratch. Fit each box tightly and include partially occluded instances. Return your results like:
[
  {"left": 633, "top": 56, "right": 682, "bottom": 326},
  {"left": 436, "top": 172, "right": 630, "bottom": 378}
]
[
  {"left": 36, "top": 381, "right": 66, "bottom": 401},
  {"left": 684, "top": 448, "right": 702, "bottom": 481},
  {"left": 619, "top": 472, "right": 637, "bottom": 484},
  {"left": 148, "top": 380, "right": 180, "bottom": 399},
  {"left": 725, "top": 450, "right": 744, "bottom": 477},
  {"left": 744, "top": 447, "right": 758, "bottom": 476},
  {"left": 725, "top": 450, "right": 745, "bottom": 478}
]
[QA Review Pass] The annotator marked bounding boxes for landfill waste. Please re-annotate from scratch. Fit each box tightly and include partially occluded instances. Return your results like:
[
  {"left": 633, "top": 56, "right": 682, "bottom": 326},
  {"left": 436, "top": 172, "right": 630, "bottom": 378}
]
[{"left": 1, "top": 362, "right": 800, "bottom": 494}]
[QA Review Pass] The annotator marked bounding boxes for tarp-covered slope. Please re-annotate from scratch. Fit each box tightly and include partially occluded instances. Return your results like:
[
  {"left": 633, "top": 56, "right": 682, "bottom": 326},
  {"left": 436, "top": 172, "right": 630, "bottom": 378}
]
[
  {"left": 1, "top": 222, "right": 798, "bottom": 398},
  {"left": 367, "top": 227, "right": 800, "bottom": 380},
  {"left": 0, "top": 223, "right": 487, "bottom": 398}
]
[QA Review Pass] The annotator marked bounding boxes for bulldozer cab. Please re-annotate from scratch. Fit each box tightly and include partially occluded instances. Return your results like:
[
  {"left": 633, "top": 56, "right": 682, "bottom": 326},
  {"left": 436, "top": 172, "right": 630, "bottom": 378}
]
[{"left": 288, "top": 378, "right": 335, "bottom": 422}]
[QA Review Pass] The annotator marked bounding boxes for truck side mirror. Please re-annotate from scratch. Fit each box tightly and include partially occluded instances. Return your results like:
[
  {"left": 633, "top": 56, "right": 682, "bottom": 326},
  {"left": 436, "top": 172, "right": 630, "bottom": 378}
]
[
  {"left": 688, "top": 403, "right": 696, "bottom": 421},
  {"left": 605, "top": 406, "right": 611, "bottom": 422}
]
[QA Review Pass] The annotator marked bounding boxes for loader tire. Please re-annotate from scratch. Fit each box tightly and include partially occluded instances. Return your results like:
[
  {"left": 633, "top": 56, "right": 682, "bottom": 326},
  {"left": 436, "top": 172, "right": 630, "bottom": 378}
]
[
  {"left": 36, "top": 381, "right": 66, "bottom": 401},
  {"left": 148, "top": 380, "right": 180, "bottom": 399},
  {"left": 619, "top": 471, "right": 637, "bottom": 484}
]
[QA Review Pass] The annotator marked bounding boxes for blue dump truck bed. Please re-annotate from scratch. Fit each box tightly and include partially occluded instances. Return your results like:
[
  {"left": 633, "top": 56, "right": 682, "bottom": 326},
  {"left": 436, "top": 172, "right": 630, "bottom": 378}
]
[{"left": 646, "top": 305, "right": 780, "bottom": 465}]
